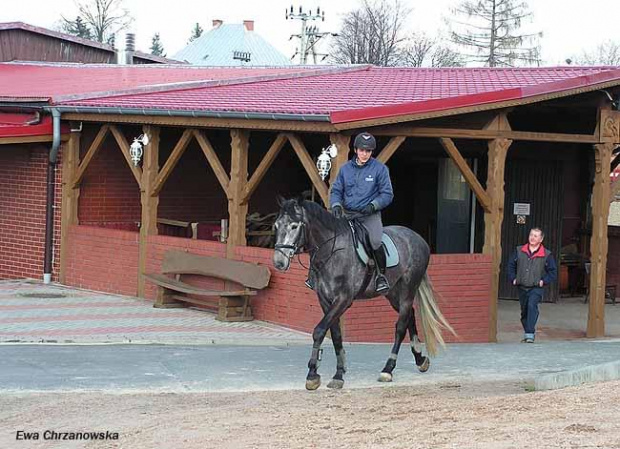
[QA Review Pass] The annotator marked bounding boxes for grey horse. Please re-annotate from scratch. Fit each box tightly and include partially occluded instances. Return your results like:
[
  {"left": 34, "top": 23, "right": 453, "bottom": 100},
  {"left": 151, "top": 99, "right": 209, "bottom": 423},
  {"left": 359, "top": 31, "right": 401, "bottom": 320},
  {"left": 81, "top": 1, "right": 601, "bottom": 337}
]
[{"left": 272, "top": 197, "right": 454, "bottom": 390}]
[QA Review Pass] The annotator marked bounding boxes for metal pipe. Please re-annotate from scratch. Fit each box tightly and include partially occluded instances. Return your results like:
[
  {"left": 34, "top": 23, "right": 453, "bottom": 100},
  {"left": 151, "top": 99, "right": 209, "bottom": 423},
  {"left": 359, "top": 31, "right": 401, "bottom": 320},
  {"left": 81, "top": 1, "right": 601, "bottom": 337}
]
[{"left": 43, "top": 108, "right": 61, "bottom": 283}]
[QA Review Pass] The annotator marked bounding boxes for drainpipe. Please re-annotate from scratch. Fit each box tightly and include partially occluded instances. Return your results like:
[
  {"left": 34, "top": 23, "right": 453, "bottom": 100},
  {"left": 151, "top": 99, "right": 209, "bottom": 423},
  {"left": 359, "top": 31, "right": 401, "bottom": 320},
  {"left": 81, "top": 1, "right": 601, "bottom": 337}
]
[{"left": 43, "top": 108, "right": 61, "bottom": 284}]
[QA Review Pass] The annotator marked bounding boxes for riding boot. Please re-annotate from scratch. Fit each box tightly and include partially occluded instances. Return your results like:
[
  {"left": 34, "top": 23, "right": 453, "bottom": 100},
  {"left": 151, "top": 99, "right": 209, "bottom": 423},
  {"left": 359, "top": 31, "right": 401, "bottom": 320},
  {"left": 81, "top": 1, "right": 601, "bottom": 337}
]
[{"left": 373, "top": 247, "right": 390, "bottom": 293}]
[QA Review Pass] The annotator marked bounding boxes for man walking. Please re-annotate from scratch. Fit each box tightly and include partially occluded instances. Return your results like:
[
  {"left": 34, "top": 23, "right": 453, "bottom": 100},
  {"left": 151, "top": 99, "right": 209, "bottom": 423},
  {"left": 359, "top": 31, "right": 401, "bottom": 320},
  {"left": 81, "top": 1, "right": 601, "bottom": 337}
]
[{"left": 507, "top": 227, "right": 558, "bottom": 343}]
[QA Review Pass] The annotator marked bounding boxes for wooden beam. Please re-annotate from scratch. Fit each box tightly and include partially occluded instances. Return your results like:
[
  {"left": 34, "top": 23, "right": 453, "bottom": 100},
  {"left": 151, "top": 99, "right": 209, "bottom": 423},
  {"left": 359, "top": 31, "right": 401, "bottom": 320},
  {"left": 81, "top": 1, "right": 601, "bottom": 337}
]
[
  {"left": 59, "top": 131, "right": 81, "bottom": 284},
  {"left": 138, "top": 126, "right": 160, "bottom": 297},
  {"left": 109, "top": 125, "right": 143, "bottom": 188},
  {"left": 243, "top": 133, "right": 288, "bottom": 203},
  {"left": 151, "top": 129, "right": 193, "bottom": 196},
  {"left": 328, "top": 133, "right": 351, "bottom": 207},
  {"left": 62, "top": 112, "right": 338, "bottom": 133},
  {"left": 483, "top": 138, "right": 512, "bottom": 343},
  {"left": 439, "top": 138, "right": 492, "bottom": 212},
  {"left": 587, "top": 142, "right": 613, "bottom": 338},
  {"left": 376, "top": 136, "right": 407, "bottom": 164},
  {"left": 194, "top": 130, "right": 231, "bottom": 197},
  {"left": 73, "top": 124, "right": 109, "bottom": 188},
  {"left": 371, "top": 126, "right": 599, "bottom": 144},
  {"left": 227, "top": 129, "right": 249, "bottom": 258},
  {"left": 286, "top": 133, "right": 330, "bottom": 206}
]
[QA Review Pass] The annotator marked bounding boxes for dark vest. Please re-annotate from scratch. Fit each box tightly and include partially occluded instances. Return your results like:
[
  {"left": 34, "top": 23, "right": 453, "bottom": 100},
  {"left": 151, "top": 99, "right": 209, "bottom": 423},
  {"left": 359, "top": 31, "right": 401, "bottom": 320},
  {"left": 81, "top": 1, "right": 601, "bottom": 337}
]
[{"left": 515, "top": 245, "right": 550, "bottom": 288}]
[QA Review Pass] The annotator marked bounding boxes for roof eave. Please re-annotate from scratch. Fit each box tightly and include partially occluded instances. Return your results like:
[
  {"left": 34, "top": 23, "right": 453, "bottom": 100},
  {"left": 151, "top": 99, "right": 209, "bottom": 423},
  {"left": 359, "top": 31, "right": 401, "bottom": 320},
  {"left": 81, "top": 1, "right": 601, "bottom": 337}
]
[
  {"left": 331, "top": 69, "right": 620, "bottom": 130},
  {"left": 48, "top": 105, "right": 331, "bottom": 122}
]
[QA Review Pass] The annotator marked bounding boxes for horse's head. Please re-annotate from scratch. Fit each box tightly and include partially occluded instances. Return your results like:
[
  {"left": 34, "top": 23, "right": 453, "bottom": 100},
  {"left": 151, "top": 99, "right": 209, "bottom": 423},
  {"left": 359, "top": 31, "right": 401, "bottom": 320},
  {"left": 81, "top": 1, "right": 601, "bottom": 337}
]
[{"left": 272, "top": 196, "right": 308, "bottom": 271}]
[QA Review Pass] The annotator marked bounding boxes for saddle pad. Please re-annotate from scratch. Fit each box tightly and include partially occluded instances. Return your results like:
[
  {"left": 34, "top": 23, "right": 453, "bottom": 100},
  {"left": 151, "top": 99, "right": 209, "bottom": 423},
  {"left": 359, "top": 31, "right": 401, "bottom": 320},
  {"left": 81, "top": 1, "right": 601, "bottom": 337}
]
[{"left": 355, "top": 233, "right": 400, "bottom": 268}]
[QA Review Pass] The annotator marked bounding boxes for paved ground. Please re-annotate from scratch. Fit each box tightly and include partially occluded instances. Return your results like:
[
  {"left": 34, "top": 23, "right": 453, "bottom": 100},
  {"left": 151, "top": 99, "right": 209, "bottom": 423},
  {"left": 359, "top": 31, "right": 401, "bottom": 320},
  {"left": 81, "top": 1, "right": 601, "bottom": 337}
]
[
  {"left": 1, "top": 340, "right": 620, "bottom": 393},
  {"left": 1, "top": 279, "right": 620, "bottom": 394},
  {"left": 0, "top": 280, "right": 309, "bottom": 346}
]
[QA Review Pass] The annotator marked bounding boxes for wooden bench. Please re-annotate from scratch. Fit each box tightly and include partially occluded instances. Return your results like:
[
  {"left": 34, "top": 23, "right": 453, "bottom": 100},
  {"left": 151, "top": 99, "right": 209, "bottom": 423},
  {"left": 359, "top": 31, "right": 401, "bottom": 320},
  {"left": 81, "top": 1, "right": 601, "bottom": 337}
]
[{"left": 144, "top": 250, "right": 271, "bottom": 321}]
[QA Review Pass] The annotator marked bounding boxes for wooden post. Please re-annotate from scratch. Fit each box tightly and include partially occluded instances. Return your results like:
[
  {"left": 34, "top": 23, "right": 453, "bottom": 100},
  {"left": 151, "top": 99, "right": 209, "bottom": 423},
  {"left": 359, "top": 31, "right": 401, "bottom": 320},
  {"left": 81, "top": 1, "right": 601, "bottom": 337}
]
[
  {"left": 328, "top": 134, "right": 351, "bottom": 207},
  {"left": 227, "top": 129, "right": 249, "bottom": 258},
  {"left": 137, "top": 126, "right": 160, "bottom": 297},
  {"left": 59, "top": 131, "right": 81, "bottom": 284},
  {"left": 483, "top": 138, "right": 512, "bottom": 342},
  {"left": 587, "top": 143, "right": 613, "bottom": 337}
]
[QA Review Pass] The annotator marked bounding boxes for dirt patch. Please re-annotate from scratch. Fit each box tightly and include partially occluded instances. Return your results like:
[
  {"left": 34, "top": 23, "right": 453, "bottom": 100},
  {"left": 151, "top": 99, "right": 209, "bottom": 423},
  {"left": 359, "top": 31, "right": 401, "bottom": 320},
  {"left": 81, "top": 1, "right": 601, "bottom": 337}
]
[{"left": 1, "top": 380, "right": 620, "bottom": 449}]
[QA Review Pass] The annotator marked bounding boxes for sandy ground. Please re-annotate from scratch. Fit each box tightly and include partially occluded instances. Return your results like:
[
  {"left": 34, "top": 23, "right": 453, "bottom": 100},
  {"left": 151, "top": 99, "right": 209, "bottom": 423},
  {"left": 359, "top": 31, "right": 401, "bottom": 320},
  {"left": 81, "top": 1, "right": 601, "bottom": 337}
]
[{"left": 1, "top": 380, "right": 620, "bottom": 449}]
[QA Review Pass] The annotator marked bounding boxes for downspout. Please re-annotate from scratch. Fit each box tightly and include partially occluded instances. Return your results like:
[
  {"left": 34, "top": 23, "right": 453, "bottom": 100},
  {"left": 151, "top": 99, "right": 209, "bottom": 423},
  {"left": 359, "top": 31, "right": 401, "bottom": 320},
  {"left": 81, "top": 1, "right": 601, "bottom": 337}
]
[{"left": 43, "top": 108, "right": 61, "bottom": 284}]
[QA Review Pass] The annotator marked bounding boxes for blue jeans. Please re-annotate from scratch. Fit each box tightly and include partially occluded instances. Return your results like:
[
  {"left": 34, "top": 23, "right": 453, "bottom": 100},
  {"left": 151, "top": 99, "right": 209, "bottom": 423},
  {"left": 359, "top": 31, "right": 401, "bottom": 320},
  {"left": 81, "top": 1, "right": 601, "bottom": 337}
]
[{"left": 518, "top": 287, "right": 543, "bottom": 338}]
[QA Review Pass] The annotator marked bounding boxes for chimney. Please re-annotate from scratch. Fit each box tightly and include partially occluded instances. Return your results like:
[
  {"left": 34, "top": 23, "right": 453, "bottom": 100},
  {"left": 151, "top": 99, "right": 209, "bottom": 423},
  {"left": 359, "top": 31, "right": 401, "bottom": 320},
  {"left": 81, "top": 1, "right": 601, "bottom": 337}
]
[
  {"left": 212, "top": 19, "right": 223, "bottom": 28},
  {"left": 125, "top": 33, "right": 135, "bottom": 64},
  {"left": 243, "top": 20, "right": 254, "bottom": 31}
]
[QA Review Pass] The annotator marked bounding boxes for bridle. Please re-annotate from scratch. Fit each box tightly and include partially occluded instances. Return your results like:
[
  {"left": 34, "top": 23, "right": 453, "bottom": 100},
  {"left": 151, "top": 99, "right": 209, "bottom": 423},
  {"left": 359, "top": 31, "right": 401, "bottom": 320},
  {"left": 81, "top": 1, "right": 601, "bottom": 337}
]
[{"left": 274, "top": 219, "right": 307, "bottom": 264}]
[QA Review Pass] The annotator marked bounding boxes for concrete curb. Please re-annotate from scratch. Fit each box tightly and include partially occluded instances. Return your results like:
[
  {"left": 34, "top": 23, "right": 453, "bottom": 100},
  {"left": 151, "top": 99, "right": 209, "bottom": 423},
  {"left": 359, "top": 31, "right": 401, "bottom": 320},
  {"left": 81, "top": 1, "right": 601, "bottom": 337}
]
[{"left": 535, "top": 360, "right": 620, "bottom": 391}]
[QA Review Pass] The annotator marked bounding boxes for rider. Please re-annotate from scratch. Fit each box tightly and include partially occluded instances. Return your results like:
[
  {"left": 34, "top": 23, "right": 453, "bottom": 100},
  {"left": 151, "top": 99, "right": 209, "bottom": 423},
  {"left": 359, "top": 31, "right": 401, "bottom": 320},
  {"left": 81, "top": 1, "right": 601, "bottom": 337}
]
[{"left": 305, "top": 131, "right": 394, "bottom": 293}]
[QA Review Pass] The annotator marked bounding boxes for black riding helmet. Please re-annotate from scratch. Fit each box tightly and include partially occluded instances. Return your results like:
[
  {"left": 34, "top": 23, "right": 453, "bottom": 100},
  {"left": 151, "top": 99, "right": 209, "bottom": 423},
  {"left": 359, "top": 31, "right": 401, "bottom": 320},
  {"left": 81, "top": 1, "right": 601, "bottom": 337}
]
[{"left": 353, "top": 132, "right": 376, "bottom": 151}]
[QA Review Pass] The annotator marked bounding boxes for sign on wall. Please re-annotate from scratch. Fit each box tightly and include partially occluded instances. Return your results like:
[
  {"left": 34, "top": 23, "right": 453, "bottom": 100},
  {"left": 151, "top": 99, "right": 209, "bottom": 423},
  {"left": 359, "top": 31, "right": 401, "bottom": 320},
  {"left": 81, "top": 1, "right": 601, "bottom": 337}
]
[{"left": 513, "top": 203, "right": 531, "bottom": 216}]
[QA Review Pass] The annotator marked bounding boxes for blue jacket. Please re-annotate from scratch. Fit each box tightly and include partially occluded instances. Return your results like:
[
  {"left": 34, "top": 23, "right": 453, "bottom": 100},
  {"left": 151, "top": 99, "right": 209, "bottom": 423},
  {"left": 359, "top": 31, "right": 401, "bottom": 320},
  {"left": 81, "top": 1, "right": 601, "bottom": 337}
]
[{"left": 330, "top": 157, "right": 394, "bottom": 212}]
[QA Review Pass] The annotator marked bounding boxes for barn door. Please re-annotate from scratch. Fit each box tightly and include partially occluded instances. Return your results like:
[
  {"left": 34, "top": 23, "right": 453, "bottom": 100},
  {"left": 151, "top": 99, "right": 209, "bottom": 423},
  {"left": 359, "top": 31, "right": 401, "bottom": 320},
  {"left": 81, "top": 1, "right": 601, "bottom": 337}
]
[{"left": 499, "top": 160, "right": 564, "bottom": 302}]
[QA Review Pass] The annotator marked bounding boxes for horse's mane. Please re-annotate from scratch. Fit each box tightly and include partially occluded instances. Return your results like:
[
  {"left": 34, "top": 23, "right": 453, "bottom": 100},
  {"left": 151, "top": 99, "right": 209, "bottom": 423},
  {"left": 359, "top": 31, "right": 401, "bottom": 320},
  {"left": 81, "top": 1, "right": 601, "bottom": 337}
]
[{"left": 300, "top": 200, "right": 349, "bottom": 232}]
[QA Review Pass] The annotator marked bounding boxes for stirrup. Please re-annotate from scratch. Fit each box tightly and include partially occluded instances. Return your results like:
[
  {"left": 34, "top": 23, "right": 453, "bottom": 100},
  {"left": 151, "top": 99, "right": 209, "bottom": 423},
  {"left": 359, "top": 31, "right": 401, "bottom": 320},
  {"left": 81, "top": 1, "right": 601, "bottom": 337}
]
[
  {"left": 375, "top": 274, "right": 389, "bottom": 293},
  {"left": 305, "top": 278, "right": 315, "bottom": 290}
]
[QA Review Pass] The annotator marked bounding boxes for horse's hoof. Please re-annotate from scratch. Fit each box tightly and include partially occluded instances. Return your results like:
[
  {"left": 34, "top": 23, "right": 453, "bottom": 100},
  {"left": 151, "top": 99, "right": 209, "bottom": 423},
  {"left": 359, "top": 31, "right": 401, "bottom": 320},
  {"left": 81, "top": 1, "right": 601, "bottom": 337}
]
[
  {"left": 327, "top": 378, "right": 344, "bottom": 389},
  {"left": 306, "top": 376, "right": 321, "bottom": 390},
  {"left": 418, "top": 357, "right": 430, "bottom": 373},
  {"left": 378, "top": 372, "right": 393, "bottom": 382}
]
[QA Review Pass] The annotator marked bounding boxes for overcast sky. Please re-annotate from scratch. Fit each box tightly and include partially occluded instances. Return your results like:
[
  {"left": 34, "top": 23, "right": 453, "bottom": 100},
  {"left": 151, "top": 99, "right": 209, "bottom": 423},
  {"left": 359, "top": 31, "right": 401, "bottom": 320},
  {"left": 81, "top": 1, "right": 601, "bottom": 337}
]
[{"left": 2, "top": 0, "right": 619, "bottom": 66}]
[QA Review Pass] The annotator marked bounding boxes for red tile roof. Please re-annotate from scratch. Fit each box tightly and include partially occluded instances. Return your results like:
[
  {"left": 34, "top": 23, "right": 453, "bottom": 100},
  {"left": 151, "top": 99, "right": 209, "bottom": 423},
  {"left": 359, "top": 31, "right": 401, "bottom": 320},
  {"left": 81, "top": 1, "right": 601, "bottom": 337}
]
[
  {"left": 2, "top": 63, "right": 620, "bottom": 125},
  {"left": 0, "top": 62, "right": 320, "bottom": 102},
  {"left": 57, "top": 66, "right": 620, "bottom": 123}
]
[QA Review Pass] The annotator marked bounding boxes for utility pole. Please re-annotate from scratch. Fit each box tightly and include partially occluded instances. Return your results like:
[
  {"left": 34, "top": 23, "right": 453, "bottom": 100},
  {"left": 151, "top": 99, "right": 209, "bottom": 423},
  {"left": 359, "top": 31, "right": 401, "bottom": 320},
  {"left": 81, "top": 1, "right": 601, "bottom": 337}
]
[{"left": 286, "top": 5, "right": 336, "bottom": 64}]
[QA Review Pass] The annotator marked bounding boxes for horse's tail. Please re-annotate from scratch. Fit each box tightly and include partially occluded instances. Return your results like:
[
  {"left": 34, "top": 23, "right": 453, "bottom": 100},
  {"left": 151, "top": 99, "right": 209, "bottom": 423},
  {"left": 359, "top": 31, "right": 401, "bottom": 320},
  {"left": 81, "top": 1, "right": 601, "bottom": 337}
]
[{"left": 416, "top": 272, "right": 456, "bottom": 357}]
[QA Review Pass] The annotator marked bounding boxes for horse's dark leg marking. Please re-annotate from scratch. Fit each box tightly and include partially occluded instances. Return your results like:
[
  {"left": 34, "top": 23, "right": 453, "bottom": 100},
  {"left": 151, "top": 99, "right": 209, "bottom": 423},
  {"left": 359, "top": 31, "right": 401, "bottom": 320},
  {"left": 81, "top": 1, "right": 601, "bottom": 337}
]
[
  {"left": 306, "top": 296, "right": 351, "bottom": 390},
  {"left": 378, "top": 304, "right": 411, "bottom": 382},
  {"left": 326, "top": 319, "right": 346, "bottom": 389}
]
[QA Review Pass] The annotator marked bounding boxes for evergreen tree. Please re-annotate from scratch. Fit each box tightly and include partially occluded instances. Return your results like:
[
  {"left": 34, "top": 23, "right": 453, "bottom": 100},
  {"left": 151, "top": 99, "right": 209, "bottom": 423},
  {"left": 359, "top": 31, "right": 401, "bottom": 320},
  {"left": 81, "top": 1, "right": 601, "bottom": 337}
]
[
  {"left": 189, "top": 23, "right": 203, "bottom": 43},
  {"left": 62, "top": 16, "right": 93, "bottom": 39},
  {"left": 449, "top": 0, "right": 541, "bottom": 67},
  {"left": 150, "top": 33, "right": 166, "bottom": 57}
]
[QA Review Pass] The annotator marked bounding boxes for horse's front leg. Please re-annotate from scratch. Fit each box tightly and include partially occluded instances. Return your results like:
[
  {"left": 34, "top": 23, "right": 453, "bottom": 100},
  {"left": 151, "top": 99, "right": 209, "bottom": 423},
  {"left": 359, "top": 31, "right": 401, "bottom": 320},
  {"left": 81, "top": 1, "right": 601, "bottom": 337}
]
[
  {"left": 326, "top": 319, "right": 346, "bottom": 389},
  {"left": 306, "top": 296, "right": 351, "bottom": 391}
]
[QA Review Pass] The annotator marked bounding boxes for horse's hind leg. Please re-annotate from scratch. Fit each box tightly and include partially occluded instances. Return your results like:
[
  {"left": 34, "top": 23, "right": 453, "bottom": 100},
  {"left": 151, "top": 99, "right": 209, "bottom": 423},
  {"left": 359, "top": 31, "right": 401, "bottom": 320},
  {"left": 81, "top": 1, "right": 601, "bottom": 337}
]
[
  {"left": 408, "top": 315, "right": 430, "bottom": 372},
  {"left": 326, "top": 319, "right": 346, "bottom": 389},
  {"left": 378, "top": 305, "right": 411, "bottom": 383}
]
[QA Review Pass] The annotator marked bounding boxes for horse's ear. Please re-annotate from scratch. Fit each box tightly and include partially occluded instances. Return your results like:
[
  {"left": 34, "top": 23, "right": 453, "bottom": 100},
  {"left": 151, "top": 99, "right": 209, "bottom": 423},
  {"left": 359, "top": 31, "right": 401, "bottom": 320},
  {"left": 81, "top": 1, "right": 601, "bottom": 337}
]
[{"left": 276, "top": 194, "right": 286, "bottom": 207}]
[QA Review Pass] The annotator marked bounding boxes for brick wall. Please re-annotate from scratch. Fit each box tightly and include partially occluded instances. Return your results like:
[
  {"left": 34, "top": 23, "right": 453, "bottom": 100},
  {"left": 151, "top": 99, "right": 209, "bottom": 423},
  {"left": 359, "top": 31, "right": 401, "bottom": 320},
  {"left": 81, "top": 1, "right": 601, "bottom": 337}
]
[
  {"left": 0, "top": 144, "right": 62, "bottom": 281},
  {"left": 236, "top": 247, "right": 492, "bottom": 343},
  {"left": 64, "top": 225, "right": 139, "bottom": 296},
  {"left": 64, "top": 226, "right": 492, "bottom": 342}
]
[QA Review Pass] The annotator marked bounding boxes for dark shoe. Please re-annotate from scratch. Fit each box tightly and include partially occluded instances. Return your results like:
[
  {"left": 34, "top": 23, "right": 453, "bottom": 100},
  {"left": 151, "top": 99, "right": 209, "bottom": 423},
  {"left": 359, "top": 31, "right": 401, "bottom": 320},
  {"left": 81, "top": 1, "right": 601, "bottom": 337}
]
[
  {"left": 375, "top": 274, "right": 389, "bottom": 293},
  {"left": 304, "top": 278, "right": 315, "bottom": 290}
]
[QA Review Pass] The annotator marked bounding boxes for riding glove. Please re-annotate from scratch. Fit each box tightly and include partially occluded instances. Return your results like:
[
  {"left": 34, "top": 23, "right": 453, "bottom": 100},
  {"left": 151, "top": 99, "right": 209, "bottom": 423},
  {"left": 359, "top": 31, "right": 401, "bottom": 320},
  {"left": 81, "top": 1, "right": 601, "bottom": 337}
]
[
  {"left": 362, "top": 203, "right": 376, "bottom": 215},
  {"left": 331, "top": 205, "right": 344, "bottom": 219}
]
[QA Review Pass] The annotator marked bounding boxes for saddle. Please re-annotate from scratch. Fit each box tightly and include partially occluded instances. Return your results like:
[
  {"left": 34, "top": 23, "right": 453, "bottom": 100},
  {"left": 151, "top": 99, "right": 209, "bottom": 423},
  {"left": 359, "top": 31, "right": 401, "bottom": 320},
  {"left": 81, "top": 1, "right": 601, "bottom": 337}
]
[{"left": 348, "top": 220, "right": 399, "bottom": 268}]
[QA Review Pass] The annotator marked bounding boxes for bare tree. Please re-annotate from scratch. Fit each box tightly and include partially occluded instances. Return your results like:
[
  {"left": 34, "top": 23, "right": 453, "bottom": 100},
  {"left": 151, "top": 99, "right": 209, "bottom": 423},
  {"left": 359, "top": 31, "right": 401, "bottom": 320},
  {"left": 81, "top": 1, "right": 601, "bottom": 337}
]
[
  {"left": 572, "top": 41, "right": 620, "bottom": 66},
  {"left": 403, "top": 33, "right": 465, "bottom": 67},
  {"left": 330, "top": 0, "right": 410, "bottom": 66},
  {"left": 62, "top": 0, "right": 133, "bottom": 44},
  {"left": 449, "top": 0, "right": 541, "bottom": 67}
]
